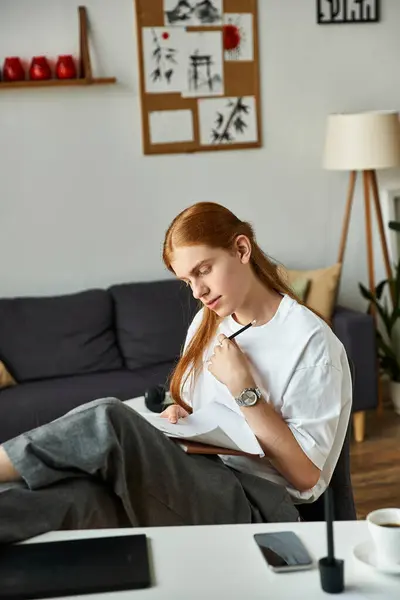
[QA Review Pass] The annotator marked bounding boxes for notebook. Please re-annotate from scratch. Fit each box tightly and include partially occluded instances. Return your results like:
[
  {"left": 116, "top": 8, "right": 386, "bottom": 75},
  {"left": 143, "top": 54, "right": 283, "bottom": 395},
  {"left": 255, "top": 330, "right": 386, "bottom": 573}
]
[
  {"left": 174, "top": 439, "right": 257, "bottom": 456},
  {"left": 140, "top": 400, "right": 264, "bottom": 457}
]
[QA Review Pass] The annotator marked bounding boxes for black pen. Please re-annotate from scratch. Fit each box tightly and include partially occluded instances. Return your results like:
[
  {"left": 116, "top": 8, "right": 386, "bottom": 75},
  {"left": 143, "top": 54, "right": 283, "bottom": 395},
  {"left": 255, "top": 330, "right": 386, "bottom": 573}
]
[{"left": 228, "top": 319, "right": 256, "bottom": 341}]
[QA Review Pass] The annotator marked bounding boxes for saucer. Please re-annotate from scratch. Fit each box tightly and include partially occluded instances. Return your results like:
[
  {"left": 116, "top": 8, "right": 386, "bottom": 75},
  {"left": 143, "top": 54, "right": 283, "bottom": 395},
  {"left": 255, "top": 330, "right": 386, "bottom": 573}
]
[{"left": 353, "top": 540, "right": 400, "bottom": 575}]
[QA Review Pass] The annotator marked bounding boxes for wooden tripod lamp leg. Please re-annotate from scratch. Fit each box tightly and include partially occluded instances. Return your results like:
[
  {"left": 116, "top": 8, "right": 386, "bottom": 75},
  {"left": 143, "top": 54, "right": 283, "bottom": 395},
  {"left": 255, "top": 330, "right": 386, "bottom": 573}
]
[
  {"left": 370, "top": 170, "right": 395, "bottom": 306},
  {"left": 79, "top": 6, "right": 93, "bottom": 81},
  {"left": 363, "top": 171, "right": 376, "bottom": 306},
  {"left": 353, "top": 411, "right": 366, "bottom": 443},
  {"left": 337, "top": 171, "right": 357, "bottom": 264}
]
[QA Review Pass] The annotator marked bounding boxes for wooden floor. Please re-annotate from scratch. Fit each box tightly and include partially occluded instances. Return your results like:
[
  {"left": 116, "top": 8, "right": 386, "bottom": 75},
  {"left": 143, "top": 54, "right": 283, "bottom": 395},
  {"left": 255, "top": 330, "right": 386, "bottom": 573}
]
[{"left": 350, "top": 407, "right": 400, "bottom": 519}]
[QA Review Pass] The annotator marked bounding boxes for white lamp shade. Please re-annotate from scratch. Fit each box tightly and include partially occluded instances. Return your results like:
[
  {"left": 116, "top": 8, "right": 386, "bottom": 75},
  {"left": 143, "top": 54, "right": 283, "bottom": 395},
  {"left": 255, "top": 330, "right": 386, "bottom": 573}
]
[{"left": 323, "top": 111, "right": 400, "bottom": 171}]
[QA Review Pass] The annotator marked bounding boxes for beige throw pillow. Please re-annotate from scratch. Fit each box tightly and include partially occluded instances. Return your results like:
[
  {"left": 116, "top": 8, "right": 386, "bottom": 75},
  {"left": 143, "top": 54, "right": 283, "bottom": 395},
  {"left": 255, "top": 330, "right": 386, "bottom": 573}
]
[
  {"left": 0, "top": 361, "right": 16, "bottom": 389},
  {"left": 279, "top": 263, "right": 342, "bottom": 321},
  {"left": 289, "top": 277, "right": 311, "bottom": 303}
]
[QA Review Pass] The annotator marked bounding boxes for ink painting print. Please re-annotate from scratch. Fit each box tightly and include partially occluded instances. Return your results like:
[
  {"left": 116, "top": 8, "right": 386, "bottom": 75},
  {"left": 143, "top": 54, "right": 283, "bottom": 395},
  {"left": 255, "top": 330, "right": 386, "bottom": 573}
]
[
  {"left": 164, "top": 0, "right": 223, "bottom": 27},
  {"left": 149, "top": 110, "right": 194, "bottom": 145},
  {"left": 198, "top": 96, "right": 258, "bottom": 146},
  {"left": 142, "top": 27, "right": 186, "bottom": 93},
  {"left": 182, "top": 31, "right": 224, "bottom": 97},
  {"left": 224, "top": 14, "right": 254, "bottom": 61}
]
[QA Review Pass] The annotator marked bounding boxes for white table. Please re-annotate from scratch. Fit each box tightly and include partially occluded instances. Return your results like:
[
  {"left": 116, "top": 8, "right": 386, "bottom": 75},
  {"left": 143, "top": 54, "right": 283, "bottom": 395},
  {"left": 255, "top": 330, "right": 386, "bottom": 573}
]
[{"left": 24, "top": 521, "right": 399, "bottom": 599}]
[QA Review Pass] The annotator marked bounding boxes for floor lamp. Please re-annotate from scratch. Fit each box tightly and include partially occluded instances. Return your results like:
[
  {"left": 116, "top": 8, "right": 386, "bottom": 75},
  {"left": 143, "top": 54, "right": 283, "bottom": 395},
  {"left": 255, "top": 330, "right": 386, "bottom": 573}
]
[{"left": 323, "top": 111, "right": 400, "bottom": 438}]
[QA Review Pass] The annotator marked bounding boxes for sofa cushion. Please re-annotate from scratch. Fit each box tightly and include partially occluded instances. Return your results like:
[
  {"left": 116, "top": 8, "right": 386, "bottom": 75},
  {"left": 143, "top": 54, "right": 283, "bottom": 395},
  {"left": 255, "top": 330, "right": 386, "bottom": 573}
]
[
  {"left": 289, "top": 277, "right": 311, "bottom": 302},
  {"left": 279, "top": 263, "right": 342, "bottom": 321},
  {"left": 0, "top": 289, "right": 123, "bottom": 382},
  {"left": 109, "top": 280, "right": 198, "bottom": 370},
  {"left": 0, "top": 364, "right": 174, "bottom": 443}
]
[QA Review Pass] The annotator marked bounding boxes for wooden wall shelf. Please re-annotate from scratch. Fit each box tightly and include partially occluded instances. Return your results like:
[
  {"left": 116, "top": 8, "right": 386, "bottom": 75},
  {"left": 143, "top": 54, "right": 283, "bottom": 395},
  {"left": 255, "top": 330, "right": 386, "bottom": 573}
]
[
  {"left": 0, "top": 6, "right": 117, "bottom": 91},
  {"left": 0, "top": 77, "right": 116, "bottom": 90}
]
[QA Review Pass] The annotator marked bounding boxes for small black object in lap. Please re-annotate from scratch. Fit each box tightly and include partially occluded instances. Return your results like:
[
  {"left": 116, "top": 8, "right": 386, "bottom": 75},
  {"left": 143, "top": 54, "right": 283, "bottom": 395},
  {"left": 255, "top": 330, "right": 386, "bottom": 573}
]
[
  {"left": 0, "top": 534, "right": 151, "bottom": 599},
  {"left": 144, "top": 384, "right": 168, "bottom": 413}
]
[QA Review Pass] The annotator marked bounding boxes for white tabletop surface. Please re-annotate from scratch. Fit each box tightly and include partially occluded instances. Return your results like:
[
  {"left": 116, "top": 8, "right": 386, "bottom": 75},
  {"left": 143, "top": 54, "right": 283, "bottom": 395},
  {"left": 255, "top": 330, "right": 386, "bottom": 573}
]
[{"left": 24, "top": 521, "right": 399, "bottom": 599}]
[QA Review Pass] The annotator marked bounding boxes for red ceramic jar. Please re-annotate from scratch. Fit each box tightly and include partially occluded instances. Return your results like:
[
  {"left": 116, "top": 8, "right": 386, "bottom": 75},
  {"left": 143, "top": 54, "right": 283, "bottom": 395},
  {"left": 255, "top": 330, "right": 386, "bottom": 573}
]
[
  {"left": 3, "top": 57, "right": 25, "bottom": 82},
  {"left": 29, "top": 56, "right": 52, "bottom": 80},
  {"left": 55, "top": 55, "right": 77, "bottom": 79}
]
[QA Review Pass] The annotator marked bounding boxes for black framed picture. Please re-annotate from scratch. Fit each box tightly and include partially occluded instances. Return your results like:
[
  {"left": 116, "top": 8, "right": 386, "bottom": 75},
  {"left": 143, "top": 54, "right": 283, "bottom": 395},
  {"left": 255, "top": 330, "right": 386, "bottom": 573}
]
[{"left": 317, "top": 0, "right": 380, "bottom": 24}]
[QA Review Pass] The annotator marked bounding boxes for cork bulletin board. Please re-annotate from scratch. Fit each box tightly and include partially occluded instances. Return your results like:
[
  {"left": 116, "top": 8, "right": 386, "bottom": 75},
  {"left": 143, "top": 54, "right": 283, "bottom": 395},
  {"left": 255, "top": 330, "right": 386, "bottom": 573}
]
[{"left": 134, "top": 0, "right": 261, "bottom": 155}]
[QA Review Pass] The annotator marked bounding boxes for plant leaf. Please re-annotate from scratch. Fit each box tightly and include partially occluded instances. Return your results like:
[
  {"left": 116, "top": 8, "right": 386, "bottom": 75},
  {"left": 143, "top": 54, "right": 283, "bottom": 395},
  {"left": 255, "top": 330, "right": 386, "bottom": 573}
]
[
  {"left": 358, "top": 283, "right": 392, "bottom": 334},
  {"left": 376, "top": 330, "right": 400, "bottom": 380},
  {"left": 389, "top": 306, "right": 400, "bottom": 331},
  {"left": 165, "top": 53, "right": 177, "bottom": 64},
  {"left": 376, "top": 332, "right": 397, "bottom": 360},
  {"left": 395, "top": 258, "right": 400, "bottom": 310},
  {"left": 388, "top": 220, "right": 400, "bottom": 232},
  {"left": 358, "top": 283, "right": 374, "bottom": 302},
  {"left": 375, "top": 279, "right": 388, "bottom": 300},
  {"left": 376, "top": 331, "right": 400, "bottom": 381},
  {"left": 153, "top": 48, "right": 161, "bottom": 57}
]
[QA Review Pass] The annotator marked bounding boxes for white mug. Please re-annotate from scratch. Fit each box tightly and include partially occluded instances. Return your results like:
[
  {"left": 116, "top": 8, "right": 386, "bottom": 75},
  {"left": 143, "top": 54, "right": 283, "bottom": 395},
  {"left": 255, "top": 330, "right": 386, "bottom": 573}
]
[{"left": 367, "top": 508, "right": 400, "bottom": 567}]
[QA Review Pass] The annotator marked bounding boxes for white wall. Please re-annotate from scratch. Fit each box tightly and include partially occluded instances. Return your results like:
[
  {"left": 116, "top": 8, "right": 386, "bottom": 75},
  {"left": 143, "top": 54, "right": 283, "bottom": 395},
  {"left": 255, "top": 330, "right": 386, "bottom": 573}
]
[{"left": 1, "top": 0, "right": 400, "bottom": 307}]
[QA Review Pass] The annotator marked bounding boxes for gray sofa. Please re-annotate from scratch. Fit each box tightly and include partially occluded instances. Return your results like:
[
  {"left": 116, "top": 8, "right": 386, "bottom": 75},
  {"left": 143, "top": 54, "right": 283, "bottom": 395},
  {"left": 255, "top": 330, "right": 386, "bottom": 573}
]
[{"left": 0, "top": 280, "right": 377, "bottom": 443}]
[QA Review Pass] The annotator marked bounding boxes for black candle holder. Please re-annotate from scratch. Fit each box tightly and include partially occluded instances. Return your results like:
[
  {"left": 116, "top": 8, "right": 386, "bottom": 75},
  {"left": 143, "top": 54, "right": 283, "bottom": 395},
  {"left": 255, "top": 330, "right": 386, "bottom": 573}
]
[{"left": 319, "top": 486, "right": 345, "bottom": 594}]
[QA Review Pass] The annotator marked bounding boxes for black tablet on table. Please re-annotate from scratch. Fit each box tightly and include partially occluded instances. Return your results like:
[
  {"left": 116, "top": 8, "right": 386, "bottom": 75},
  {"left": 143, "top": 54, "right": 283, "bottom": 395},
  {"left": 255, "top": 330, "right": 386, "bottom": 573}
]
[{"left": 0, "top": 534, "right": 151, "bottom": 599}]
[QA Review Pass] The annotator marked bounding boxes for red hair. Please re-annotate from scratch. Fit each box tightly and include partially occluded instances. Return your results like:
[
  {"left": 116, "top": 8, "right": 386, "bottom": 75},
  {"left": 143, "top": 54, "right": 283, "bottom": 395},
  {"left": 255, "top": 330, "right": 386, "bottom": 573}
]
[{"left": 163, "top": 202, "right": 325, "bottom": 411}]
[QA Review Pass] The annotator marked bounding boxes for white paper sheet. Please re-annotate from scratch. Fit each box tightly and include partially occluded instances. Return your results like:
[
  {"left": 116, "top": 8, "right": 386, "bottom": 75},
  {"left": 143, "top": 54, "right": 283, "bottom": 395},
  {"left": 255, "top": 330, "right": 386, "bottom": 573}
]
[
  {"left": 149, "top": 110, "right": 194, "bottom": 145},
  {"left": 140, "top": 401, "right": 264, "bottom": 456},
  {"left": 164, "top": 0, "right": 223, "bottom": 27},
  {"left": 182, "top": 31, "right": 224, "bottom": 97},
  {"left": 142, "top": 27, "right": 186, "bottom": 94},
  {"left": 224, "top": 14, "right": 254, "bottom": 62},
  {"left": 198, "top": 96, "right": 258, "bottom": 145}
]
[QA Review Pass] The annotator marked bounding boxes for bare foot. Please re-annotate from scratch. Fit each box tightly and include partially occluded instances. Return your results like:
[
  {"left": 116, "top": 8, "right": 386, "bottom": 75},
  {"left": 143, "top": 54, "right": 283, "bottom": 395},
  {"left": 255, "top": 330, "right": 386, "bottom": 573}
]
[{"left": 0, "top": 446, "right": 21, "bottom": 482}]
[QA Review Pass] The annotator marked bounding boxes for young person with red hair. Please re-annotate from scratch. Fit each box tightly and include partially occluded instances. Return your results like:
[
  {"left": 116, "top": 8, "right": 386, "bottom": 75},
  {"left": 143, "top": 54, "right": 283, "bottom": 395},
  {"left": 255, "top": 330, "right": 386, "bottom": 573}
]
[{"left": 0, "top": 203, "right": 352, "bottom": 542}]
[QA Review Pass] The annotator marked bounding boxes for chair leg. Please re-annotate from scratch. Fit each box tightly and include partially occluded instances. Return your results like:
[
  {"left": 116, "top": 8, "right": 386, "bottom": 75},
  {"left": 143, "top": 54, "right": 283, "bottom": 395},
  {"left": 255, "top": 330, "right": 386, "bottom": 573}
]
[{"left": 353, "top": 411, "right": 366, "bottom": 442}]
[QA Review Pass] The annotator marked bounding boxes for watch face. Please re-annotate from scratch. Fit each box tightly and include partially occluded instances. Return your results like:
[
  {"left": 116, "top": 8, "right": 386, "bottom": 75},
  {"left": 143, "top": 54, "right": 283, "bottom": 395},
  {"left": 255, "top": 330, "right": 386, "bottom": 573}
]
[{"left": 243, "top": 390, "right": 257, "bottom": 405}]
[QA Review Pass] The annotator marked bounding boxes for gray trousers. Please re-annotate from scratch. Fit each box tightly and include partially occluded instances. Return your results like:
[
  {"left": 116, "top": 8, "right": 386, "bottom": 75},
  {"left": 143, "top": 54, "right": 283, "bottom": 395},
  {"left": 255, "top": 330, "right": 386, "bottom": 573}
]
[{"left": 0, "top": 398, "right": 299, "bottom": 544}]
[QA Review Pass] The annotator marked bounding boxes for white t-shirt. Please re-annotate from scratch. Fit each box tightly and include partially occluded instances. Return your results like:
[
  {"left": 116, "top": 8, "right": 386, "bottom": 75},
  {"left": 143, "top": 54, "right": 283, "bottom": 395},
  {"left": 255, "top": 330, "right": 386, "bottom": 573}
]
[{"left": 181, "top": 294, "right": 352, "bottom": 503}]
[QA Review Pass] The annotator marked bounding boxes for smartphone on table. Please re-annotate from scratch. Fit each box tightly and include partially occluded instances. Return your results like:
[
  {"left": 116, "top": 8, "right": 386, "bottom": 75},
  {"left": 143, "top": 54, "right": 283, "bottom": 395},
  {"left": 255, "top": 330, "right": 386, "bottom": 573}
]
[{"left": 254, "top": 531, "right": 314, "bottom": 573}]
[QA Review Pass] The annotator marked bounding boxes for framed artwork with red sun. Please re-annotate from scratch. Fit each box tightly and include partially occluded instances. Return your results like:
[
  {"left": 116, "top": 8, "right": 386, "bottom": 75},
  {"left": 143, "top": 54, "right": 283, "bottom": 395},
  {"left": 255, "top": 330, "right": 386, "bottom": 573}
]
[{"left": 135, "top": 0, "right": 261, "bottom": 155}]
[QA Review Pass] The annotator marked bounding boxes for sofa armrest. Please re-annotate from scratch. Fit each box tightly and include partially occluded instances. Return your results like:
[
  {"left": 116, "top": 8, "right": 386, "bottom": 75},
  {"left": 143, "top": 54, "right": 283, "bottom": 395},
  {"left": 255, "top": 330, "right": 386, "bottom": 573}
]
[{"left": 332, "top": 306, "right": 378, "bottom": 412}]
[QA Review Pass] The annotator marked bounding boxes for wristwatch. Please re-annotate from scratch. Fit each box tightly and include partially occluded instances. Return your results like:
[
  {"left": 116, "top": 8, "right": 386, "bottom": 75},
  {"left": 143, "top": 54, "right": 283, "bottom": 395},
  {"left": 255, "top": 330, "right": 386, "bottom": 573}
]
[{"left": 235, "top": 387, "right": 262, "bottom": 407}]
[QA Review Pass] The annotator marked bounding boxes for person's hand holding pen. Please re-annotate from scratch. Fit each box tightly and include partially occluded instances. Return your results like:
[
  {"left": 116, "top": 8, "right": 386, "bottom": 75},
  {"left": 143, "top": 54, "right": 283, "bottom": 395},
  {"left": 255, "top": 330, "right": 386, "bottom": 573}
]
[
  {"left": 161, "top": 321, "right": 256, "bottom": 423},
  {"left": 207, "top": 320, "right": 256, "bottom": 398}
]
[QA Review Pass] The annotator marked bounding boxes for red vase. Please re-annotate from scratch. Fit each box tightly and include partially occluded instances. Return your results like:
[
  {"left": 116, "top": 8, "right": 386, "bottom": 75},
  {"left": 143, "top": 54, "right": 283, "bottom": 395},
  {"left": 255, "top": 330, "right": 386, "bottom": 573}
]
[
  {"left": 55, "top": 55, "right": 77, "bottom": 80},
  {"left": 3, "top": 57, "right": 25, "bottom": 82},
  {"left": 29, "top": 56, "right": 52, "bottom": 80}
]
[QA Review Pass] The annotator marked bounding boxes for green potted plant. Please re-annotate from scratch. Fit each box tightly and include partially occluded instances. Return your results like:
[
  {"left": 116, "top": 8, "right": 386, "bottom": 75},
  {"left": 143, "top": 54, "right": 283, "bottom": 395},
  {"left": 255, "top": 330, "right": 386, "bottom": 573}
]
[
  {"left": 359, "top": 221, "right": 400, "bottom": 414},
  {"left": 388, "top": 220, "right": 400, "bottom": 232}
]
